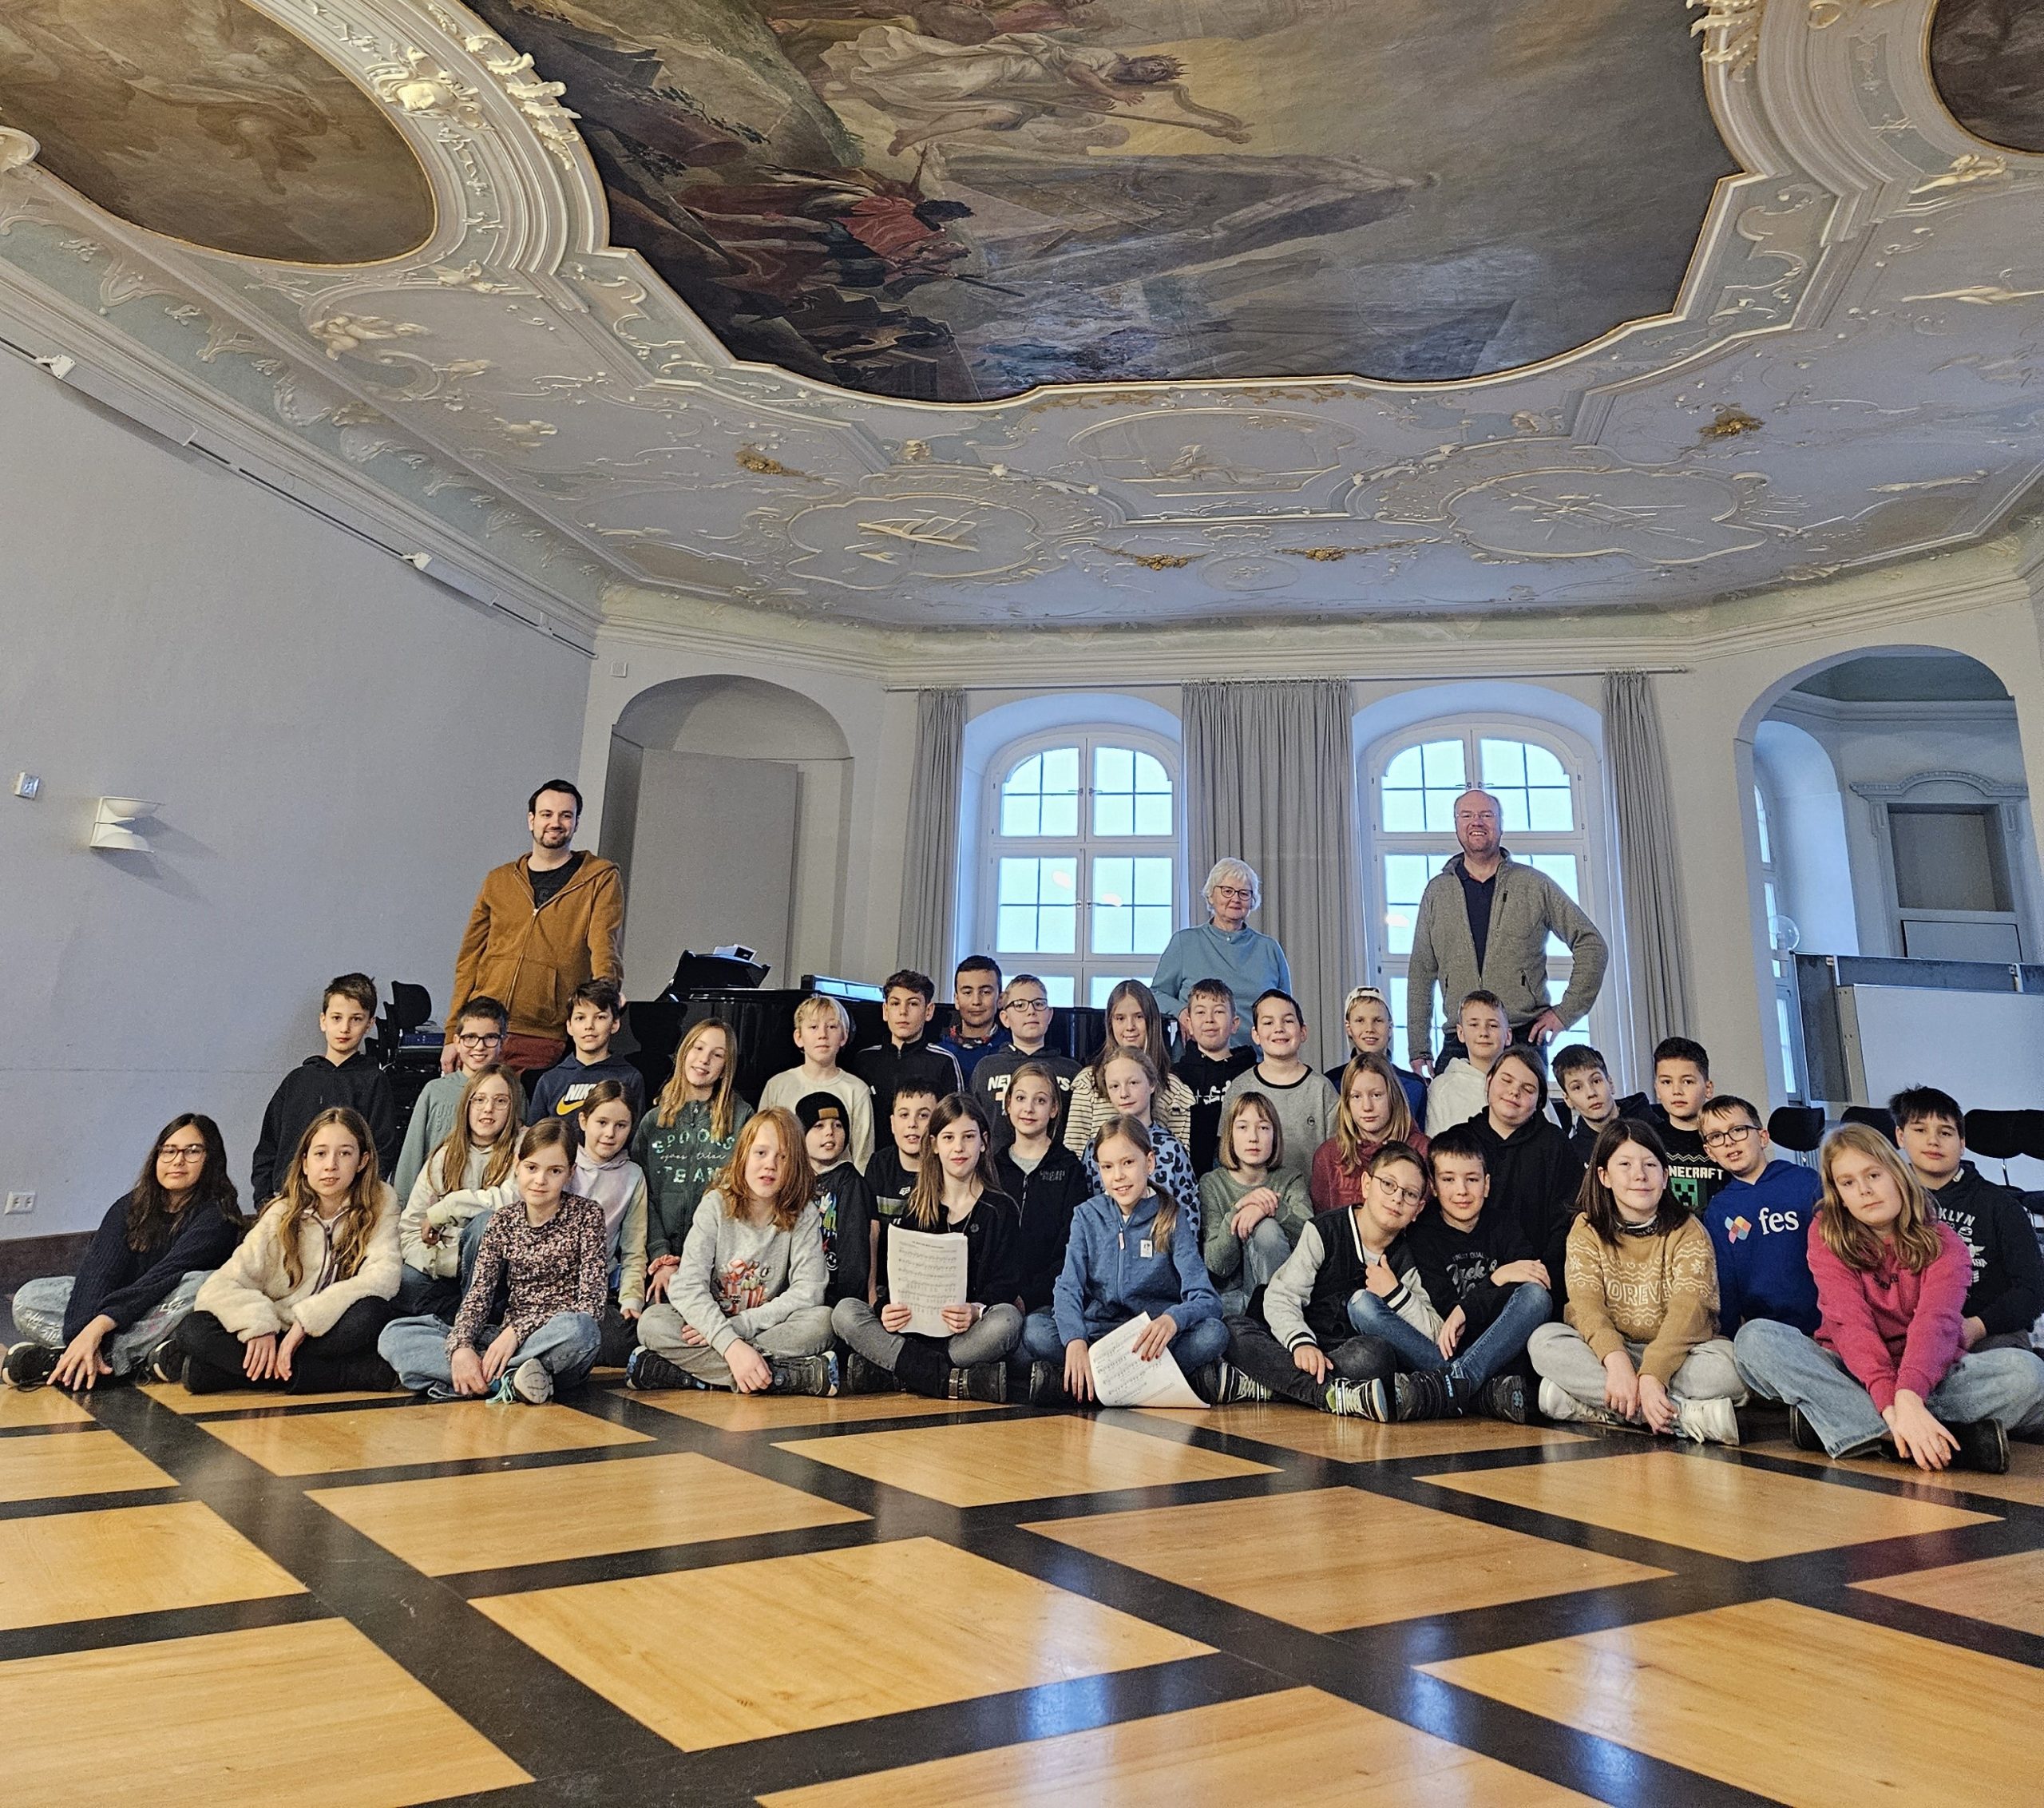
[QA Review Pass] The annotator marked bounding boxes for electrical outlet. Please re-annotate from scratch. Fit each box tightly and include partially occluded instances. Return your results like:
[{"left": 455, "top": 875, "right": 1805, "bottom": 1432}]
[{"left": 3, "top": 1191, "right": 32, "bottom": 1214}]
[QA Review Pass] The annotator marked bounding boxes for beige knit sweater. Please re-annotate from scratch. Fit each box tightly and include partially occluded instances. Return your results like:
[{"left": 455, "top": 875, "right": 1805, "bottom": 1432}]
[
  {"left": 194, "top": 1184, "right": 401, "bottom": 1340},
  {"left": 1561, "top": 1213, "right": 1720, "bottom": 1384}
]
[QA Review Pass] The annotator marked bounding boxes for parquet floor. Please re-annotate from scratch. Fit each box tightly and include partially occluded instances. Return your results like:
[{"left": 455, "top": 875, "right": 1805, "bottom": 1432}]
[{"left": 4, "top": 1369, "right": 2043, "bottom": 1806}]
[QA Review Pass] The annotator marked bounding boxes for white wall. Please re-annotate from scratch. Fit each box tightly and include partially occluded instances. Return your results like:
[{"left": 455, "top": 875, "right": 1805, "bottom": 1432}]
[{"left": 0, "top": 353, "right": 588, "bottom": 1237}]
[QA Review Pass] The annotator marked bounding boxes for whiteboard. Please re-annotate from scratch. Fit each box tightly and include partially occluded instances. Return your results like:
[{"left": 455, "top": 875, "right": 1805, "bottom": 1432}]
[{"left": 1839, "top": 984, "right": 2044, "bottom": 1187}]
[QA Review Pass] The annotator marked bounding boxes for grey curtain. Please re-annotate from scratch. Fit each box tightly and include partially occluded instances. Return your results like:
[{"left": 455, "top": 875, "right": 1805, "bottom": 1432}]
[
  {"left": 899, "top": 687, "right": 965, "bottom": 978},
  {"left": 1605, "top": 669, "right": 1694, "bottom": 1051},
  {"left": 1183, "top": 679, "right": 1361, "bottom": 1069}
]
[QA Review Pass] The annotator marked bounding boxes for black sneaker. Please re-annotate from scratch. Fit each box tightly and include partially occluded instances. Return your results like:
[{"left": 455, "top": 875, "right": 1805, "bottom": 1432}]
[
  {"left": 1325, "top": 1377, "right": 1390, "bottom": 1419},
  {"left": 1950, "top": 1418, "right": 2011, "bottom": 1475},
  {"left": 3, "top": 1342, "right": 58, "bottom": 1390},
  {"left": 1210, "top": 1362, "right": 1274, "bottom": 1405},
  {"left": 1480, "top": 1374, "right": 1531, "bottom": 1424},
  {"left": 145, "top": 1343, "right": 187, "bottom": 1387},
  {"left": 842, "top": 1350, "right": 897, "bottom": 1395},
  {"left": 625, "top": 1347, "right": 696, "bottom": 1393},
  {"left": 1392, "top": 1370, "right": 1456, "bottom": 1422},
  {"left": 1787, "top": 1405, "right": 1826, "bottom": 1453},
  {"left": 768, "top": 1352, "right": 841, "bottom": 1398}
]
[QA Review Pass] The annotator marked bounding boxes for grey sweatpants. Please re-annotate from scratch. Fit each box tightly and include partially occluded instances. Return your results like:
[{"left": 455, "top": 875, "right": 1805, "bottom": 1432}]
[
  {"left": 636, "top": 1301, "right": 834, "bottom": 1388},
  {"left": 831, "top": 1298, "right": 1023, "bottom": 1373}
]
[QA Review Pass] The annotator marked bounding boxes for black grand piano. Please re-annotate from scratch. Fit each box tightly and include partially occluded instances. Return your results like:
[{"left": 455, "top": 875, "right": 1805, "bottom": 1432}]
[{"left": 623, "top": 952, "right": 1106, "bottom": 1105}]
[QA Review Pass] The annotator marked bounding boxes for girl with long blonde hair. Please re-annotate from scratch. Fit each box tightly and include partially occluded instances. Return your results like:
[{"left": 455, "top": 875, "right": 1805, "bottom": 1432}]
[
  {"left": 1032, "top": 1115, "right": 1228, "bottom": 1402},
  {"left": 1733, "top": 1122, "right": 2043, "bottom": 1473},
  {"left": 176, "top": 1108, "right": 400, "bottom": 1394},
  {"left": 637, "top": 1019, "right": 754, "bottom": 1302}
]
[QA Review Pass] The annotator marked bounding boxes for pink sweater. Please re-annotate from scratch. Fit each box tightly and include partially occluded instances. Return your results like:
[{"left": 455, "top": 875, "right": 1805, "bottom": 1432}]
[{"left": 1808, "top": 1219, "right": 1970, "bottom": 1412}]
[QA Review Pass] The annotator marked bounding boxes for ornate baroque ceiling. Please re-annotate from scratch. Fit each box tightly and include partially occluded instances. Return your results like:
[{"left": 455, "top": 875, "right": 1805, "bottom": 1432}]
[{"left": 2, "top": 0, "right": 2043, "bottom": 633}]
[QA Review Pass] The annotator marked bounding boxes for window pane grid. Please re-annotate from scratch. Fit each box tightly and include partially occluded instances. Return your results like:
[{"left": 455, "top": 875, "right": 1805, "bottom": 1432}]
[
  {"left": 985, "top": 734, "right": 1178, "bottom": 1003},
  {"left": 1372, "top": 726, "right": 1594, "bottom": 1073}
]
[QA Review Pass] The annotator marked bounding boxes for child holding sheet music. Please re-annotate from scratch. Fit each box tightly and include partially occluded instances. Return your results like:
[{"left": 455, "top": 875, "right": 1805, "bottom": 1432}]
[
  {"left": 1039, "top": 1115, "right": 1228, "bottom": 1404},
  {"left": 830, "top": 1095, "right": 1022, "bottom": 1401}
]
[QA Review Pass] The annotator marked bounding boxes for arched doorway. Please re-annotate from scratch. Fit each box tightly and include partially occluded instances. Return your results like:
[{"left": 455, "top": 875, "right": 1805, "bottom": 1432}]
[{"left": 604, "top": 675, "right": 853, "bottom": 989}]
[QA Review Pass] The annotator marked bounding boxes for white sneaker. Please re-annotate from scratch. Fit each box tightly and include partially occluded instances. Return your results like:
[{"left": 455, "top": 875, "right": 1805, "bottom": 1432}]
[
  {"left": 1537, "top": 1378, "right": 1641, "bottom": 1433},
  {"left": 1674, "top": 1395, "right": 1741, "bottom": 1445},
  {"left": 510, "top": 1358, "right": 553, "bottom": 1405}
]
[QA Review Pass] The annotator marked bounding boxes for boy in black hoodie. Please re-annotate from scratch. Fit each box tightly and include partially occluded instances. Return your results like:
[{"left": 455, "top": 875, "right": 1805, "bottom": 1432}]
[
  {"left": 1467, "top": 1043, "right": 1584, "bottom": 1300},
  {"left": 1893, "top": 1084, "right": 2044, "bottom": 1352},
  {"left": 1174, "top": 978, "right": 1256, "bottom": 1173},
  {"left": 861, "top": 1081, "right": 935, "bottom": 1303},
  {"left": 798, "top": 1092, "right": 873, "bottom": 1308},
  {"left": 250, "top": 973, "right": 398, "bottom": 1201},
  {"left": 850, "top": 969, "right": 962, "bottom": 1118},
  {"left": 1553, "top": 1044, "right": 1650, "bottom": 1163}
]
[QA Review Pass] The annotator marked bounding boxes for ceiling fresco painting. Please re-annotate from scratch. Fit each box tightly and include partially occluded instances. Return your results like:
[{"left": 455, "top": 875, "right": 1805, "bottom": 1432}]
[
  {"left": 1931, "top": 0, "right": 2044, "bottom": 154},
  {"left": 466, "top": 0, "right": 1735, "bottom": 400},
  {"left": 0, "top": 0, "right": 2042, "bottom": 637},
  {"left": 0, "top": 0, "right": 434, "bottom": 264}
]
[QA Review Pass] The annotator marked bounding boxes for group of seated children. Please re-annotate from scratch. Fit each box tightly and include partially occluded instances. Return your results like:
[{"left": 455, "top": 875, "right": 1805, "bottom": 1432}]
[{"left": 9, "top": 965, "right": 2044, "bottom": 1477}]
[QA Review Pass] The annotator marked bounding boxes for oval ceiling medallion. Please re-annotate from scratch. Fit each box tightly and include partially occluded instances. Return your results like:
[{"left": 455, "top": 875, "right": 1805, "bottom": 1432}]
[
  {"left": 466, "top": 0, "right": 1734, "bottom": 402},
  {"left": 1931, "top": 0, "right": 2044, "bottom": 153},
  {"left": 0, "top": 0, "right": 434, "bottom": 264}
]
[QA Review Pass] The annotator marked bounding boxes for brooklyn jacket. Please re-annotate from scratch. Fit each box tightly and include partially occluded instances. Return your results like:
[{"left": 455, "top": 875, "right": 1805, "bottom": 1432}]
[
  {"left": 447, "top": 852, "right": 624, "bottom": 1045},
  {"left": 1261, "top": 1207, "right": 1440, "bottom": 1352},
  {"left": 1404, "top": 850, "right": 1607, "bottom": 1054},
  {"left": 1928, "top": 1163, "right": 2044, "bottom": 1340}
]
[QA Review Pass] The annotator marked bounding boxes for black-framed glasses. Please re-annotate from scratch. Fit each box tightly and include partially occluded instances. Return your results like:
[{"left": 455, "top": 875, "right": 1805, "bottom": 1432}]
[
  {"left": 159, "top": 1144, "right": 208, "bottom": 1160},
  {"left": 1701, "top": 1124, "right": 1761, "bottom": 1151},
  {"left": 456, "top": 1032, "right": 505, "bottom": 1049}
]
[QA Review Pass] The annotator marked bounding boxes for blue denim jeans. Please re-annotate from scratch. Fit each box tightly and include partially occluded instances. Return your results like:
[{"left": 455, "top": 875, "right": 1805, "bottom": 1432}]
[
  {"left": 1346, "top": 1282, "right": 1550, "bottom": 1386},
  {"left": 378, "top": 1309, "right": 600, "bottom": 1400},
  {"left": 1734, "top": 1317, "right": 2044, "bottom": 1457},
  {"left": 11, "top": 1271, "right": 210, "bottom": 1376}
]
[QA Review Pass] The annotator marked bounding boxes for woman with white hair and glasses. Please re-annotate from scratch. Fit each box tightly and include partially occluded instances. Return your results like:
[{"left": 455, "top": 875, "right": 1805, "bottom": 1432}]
[{"left": 1151, "top": 858, "right": 1293, "bottom": 1049}]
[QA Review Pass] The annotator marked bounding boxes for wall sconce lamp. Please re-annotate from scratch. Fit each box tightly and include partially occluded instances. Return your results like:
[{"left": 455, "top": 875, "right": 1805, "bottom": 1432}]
[{"left": 89, "top": 798, "right": 159, "bottom": 852}]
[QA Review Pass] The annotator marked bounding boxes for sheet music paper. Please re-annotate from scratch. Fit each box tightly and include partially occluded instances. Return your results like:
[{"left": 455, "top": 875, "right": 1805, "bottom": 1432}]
[
  {"left": 885, "top": 1227, "right": 969, "bottom": 1337},
  {"left": 1089, "top": 1311, "right": 1206, "bottom": 1408}
]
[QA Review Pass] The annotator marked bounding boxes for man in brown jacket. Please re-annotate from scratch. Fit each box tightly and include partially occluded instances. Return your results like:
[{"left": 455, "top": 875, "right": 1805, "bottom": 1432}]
[{"left": 443, "top": 780, "right": 624, "bottom": 1076}]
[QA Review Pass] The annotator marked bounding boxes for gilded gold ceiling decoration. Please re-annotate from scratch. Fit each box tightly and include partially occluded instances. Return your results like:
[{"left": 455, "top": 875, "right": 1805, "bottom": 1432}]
[
  {"left": 0, "top": 0, "right": 2040, "bottom": 636},
  {"left": 0, "top": 0, "right": 434, "bottom": 264}
]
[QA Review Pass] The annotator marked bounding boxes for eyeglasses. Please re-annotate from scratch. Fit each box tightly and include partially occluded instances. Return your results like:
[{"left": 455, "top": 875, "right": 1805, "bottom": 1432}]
[
  {"left": 1373, "top": 1180, "right": 1425, "bottom": 1207},
  {"left": 456, "top": 1032, "right": 505, "bottom": 1049},
  {"left": 159, "top": 1144, "right": 208, "bottom": 1161},
  {"left": 1700, "top": 1124, "right": 1760, "bottom": 1151},
  {"left": 1211, "top": 885, "right": 1254, "bottom": 902}
]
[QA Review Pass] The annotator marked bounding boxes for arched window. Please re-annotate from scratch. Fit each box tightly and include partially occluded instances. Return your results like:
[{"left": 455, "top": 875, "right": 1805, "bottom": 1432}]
[
  {"left": 1364, "top": 721, "right": 1602, "bottom": 1068},
  {"left": 978, "top": 729, "right": 1180, "bottom": 1007}
]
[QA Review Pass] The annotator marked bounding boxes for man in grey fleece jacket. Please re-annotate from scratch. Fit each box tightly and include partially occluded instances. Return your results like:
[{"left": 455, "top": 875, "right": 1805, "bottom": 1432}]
[{"left": 1405, "top": 789, "right": 1607, "bottom": 1073}]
